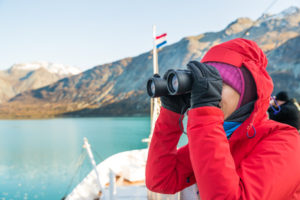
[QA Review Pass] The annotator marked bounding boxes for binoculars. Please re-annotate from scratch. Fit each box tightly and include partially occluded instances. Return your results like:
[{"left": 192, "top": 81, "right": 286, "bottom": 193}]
[{"left": 147, "top": 69, "right": 193, "bottom": 97}]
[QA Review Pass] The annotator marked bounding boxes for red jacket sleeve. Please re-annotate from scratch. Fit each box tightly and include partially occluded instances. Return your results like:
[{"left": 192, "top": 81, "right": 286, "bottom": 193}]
[
  {"left": 146, "top": 107, "right": 196, "bottom": 194},
  {"left": 187, "top": 107, "right": 300, "bottom": 200}
]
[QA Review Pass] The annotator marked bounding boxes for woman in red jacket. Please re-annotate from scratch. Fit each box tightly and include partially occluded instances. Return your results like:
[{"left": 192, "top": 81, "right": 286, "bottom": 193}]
[{"left": 146, "top": 38, "right": 300, "bottom": 200}]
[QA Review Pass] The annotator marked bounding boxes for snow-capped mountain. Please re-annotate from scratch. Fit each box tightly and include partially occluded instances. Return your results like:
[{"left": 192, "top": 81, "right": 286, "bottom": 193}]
[
  {"left": 0, "top": 62, "right": 82, "bottom": 103},
  {"left": 260, "top": 6, "right": 300, "bottom": 21},
  {"left": 10, "top": 61, "right": 82, "bottom": 76}
]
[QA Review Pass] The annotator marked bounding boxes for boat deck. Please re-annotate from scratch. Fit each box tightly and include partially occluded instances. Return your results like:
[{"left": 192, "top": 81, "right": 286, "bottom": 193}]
[{"left": 103, "top": 185, "right": 147, "bottom": 200}]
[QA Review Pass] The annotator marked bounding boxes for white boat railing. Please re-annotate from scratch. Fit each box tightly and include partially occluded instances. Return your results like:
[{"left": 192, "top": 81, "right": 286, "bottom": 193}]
[{"left": 83, "top": 137, "right": 104, "bottom": 199}]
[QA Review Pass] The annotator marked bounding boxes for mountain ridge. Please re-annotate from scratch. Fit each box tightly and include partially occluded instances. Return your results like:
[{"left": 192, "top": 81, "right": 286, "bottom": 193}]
[
  {"left": 0, "top": 61, "right": 82, "bottom": 103},
  {"left": 1, "top": 6, "right": 300, "bottom": 118}
]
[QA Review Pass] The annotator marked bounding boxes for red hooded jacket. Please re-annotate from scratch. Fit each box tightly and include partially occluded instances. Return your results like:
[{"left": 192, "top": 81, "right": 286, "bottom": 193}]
[{"left": 146, "top": 38, "right": 300, "bottom": 200}]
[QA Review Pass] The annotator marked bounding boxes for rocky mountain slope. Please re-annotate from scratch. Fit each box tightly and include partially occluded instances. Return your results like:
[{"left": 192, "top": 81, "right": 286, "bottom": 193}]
[
  {"left": 1, "top": 7, "right": 300, "bottom": 118},
  {"left": 267, "top": 35, "right": 300, "bottom": 99},
  {"left": 0, "top": 62, "right": 81, "bottom": 103}
]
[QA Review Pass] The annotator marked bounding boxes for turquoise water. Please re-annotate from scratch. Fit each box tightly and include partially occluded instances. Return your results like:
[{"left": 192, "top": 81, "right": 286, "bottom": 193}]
[{"left": 0, "top": 117, "right": 188, "bottom": 200}]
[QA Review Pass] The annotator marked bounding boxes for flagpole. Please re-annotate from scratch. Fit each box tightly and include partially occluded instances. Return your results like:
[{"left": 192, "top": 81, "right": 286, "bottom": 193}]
[
  {"left": 148, "top": 25, "right": 160, "bottom": 146},
  {"left": 148, "top": 26, "right": 179, "bottom": 199},
  {"left": 150, "top": 25, "right": 157, "bottom": 144},
  {"left": 152, "top": 25, "right": 159, "bottom": 74}
]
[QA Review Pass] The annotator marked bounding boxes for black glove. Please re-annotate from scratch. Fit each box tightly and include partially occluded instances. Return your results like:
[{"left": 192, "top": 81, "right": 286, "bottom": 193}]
[
  {"left": 187, "top": 61, "right": 222, "bottom": 108},
  {"left": 160, "top": 70, "right": 191, "bottom": 114}
]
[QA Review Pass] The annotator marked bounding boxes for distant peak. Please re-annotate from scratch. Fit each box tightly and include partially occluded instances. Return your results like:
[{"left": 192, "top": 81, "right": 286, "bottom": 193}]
[
  {"left": 279, "top": 6, "right": 299, "bottom": 16},
  {"left": 10, "top": 61, "right": 82, "bottom": 76},
  {"left": 226, "top": 17, "right": 253, "bottom": 28},
  {"left": 224, "top": 17, "right": 253, "bottom": 35},
  {"left": 260, "top": 6, "right": 300, "bottom": 21}
]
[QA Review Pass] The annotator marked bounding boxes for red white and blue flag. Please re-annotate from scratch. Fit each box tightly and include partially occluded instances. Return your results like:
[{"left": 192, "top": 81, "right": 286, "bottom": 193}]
[{"left": 155, "top": 33, "right": 167, "bottom": 49}]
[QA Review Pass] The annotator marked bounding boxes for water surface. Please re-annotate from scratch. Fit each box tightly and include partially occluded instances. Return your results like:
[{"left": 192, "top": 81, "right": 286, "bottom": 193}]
[
  {"left": 0, "top": 117, "right": 188, "bottom": 200},
  {"left": 0, "top": 118, "right": 150, "bottom": 199}
]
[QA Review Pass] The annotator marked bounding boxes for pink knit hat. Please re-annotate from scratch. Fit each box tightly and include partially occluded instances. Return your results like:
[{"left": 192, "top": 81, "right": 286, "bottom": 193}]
[{"left": 206, "top": 62, "right": 256, "bottom": 109}]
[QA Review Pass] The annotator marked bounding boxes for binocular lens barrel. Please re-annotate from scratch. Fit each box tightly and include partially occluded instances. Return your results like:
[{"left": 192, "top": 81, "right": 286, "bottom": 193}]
[
  {"left": 167, "top": 70, "right": 193, "bottom": 95},
  {"left": 167, "top": 73, "right": 177, "bottom": 93},
  {"left": 147, "top": 76, "right": 169, "bottom": 97},
  {"left": 146, "top": 70, "right": 193, "bottom": 97}
]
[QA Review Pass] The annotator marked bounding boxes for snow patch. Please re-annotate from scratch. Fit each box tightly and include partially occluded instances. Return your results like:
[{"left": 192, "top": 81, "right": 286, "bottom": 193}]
[
  {"left": 278, "top": 6, "right": 299, "bottom": 17},
  {"left": 10, "top": 61, "right": 82, "bottom": 76},
  {"left": 261, "top": 6, "right": 299, "bottom": 21}
]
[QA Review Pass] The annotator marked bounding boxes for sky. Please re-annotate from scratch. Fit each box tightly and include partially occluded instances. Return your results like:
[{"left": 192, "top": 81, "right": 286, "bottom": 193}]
[{"left": 0, "top": 0, "right": 300, "bottom": 71}]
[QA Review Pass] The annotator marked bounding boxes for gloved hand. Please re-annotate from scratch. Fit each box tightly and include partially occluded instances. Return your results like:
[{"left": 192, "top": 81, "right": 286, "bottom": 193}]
[
  {"left": 160, "top": 70, "right": 191, "bottom": 114},
  {"left": 187, "top": 61, "right": 222, "bottom": 108}
]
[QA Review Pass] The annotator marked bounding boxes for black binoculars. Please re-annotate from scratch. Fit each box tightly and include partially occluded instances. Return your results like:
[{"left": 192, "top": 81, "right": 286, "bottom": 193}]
[{"left": 147, "top": 69, "right": 193, "bottom": 97}]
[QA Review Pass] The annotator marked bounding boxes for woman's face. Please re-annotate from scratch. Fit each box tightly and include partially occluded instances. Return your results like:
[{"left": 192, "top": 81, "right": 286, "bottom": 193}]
[{"left": 220, "top": 83, "right": 240, "bottom": 120}]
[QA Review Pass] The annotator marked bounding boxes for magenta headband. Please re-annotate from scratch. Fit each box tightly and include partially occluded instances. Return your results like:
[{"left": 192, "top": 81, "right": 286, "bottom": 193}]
[{"left": 206, "top": 62, "right": 245, "bottom": 109}]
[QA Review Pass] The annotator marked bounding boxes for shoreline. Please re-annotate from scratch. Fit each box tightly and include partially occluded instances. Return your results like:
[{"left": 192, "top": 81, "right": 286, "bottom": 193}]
[{"left": 0, "top": 113, "right": 150, "bottom": 120}]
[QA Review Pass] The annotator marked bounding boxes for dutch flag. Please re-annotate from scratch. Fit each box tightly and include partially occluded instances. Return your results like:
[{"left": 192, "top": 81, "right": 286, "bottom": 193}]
[{"left": 155, "top": 33, "right": 167, "bottom": 49}]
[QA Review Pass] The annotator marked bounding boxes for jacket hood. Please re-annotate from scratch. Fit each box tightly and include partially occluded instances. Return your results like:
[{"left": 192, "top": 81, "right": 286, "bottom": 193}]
[{"left": 201, "top": 38, "right": 273, "bottom": 126}]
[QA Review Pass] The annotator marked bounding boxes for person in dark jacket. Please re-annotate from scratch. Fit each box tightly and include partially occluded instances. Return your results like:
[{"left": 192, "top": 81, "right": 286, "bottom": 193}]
[{"left": 268, "top": 91, "right": 300, "bottom": 130}]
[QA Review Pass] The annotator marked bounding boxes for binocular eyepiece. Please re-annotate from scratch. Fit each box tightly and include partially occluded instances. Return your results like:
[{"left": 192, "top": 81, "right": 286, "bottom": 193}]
[{"left": 147, "top": 69, "right": 193, "bottom": 97}]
